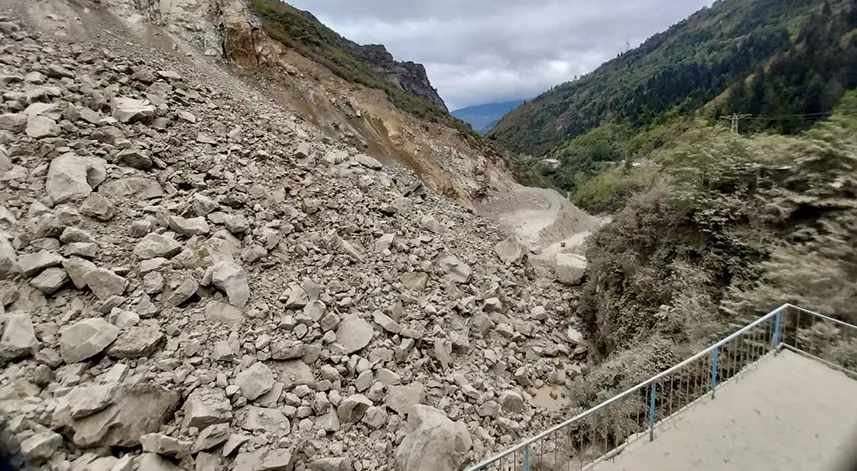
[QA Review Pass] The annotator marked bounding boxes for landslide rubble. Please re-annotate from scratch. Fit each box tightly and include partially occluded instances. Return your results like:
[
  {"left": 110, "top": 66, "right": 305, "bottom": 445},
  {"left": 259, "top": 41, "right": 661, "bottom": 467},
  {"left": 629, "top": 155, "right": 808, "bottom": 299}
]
[{"left": 0, "top": 10, "right": 587, "bottom": 471}]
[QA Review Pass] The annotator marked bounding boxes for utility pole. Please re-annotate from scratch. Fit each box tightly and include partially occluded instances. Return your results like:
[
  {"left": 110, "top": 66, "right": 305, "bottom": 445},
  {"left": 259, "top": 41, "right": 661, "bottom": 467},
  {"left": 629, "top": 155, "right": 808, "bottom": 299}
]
[{"left": 721, "top": 113, "right": 751, "bottom": 135}]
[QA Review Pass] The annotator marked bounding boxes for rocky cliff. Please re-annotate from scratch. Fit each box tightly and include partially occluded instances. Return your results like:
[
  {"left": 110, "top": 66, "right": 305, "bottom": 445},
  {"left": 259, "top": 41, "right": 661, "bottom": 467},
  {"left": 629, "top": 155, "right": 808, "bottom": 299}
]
[{"left": 349, "top": 44, "right": 447, "bottom": 111}]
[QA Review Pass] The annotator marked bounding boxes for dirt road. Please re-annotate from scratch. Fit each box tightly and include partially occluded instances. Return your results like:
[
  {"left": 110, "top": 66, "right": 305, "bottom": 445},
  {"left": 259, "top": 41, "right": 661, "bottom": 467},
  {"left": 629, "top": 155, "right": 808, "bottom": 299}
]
[{"left": 480, "top": 186, "right": 604, "bottom": 271}]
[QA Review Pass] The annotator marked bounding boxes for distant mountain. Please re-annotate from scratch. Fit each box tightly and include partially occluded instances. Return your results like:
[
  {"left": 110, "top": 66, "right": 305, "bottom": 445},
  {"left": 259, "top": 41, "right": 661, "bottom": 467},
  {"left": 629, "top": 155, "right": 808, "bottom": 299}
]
[{"left": 451, "top": 100, "right": 526, "bottom": 134}]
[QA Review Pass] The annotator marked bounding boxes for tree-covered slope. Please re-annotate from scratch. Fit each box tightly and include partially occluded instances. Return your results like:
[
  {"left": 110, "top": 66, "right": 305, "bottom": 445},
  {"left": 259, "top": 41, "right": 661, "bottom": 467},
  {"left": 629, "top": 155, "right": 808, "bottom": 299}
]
[{"left": 490, "top": 0, "right": 857, "bottom": 159}]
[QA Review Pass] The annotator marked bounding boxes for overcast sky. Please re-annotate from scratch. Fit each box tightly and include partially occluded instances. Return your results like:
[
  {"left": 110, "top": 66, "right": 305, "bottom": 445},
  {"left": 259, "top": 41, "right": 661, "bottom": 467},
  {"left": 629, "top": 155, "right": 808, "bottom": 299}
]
[{"left": 286, "top": 0, "right": 714, "bottom": 110}]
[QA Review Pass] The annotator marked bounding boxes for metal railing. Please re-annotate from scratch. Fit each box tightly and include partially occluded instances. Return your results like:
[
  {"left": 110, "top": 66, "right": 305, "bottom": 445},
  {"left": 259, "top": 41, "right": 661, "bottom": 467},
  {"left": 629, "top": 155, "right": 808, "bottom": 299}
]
[{"left": 466, "top": 304, "right": 857, "bottom": 471}]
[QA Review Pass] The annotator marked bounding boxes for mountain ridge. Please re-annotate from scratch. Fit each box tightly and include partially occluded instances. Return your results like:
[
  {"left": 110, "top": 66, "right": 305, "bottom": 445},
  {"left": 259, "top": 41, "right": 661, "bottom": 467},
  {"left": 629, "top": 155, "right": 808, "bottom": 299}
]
[
  {"left": 489, "top": 0, "right": 857, "bottom": 163},
  {"left": 452, "top": 99, "right": 526, "bottom": 134}
]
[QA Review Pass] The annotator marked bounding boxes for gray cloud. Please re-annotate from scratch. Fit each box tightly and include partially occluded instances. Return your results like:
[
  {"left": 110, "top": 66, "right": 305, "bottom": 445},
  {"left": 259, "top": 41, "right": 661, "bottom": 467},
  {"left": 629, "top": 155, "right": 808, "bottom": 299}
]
[{"left": 285, "top": 0, "right": 714, "bottom": 110}]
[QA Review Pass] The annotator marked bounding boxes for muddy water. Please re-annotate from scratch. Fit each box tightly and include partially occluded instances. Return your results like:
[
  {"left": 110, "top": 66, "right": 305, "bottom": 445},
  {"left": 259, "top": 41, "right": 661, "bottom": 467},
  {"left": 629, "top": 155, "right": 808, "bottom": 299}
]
[{"left": 531, "top": 384, "right": 570, "bottom": 412}]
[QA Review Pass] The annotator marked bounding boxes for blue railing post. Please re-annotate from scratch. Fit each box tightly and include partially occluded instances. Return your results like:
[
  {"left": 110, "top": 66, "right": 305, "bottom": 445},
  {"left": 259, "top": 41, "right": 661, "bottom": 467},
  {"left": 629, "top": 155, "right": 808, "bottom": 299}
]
[
  {"left": 710, "top": 347, "right": 719, "bottom": 399},
  {"left": 523, "top": 445, "right": 530, "bottom": 471},
  {"left": 648, "top": 383, "right": 656, "bottom": 442},
  {"left": 772, "top": 309, "right": 783, "bottom": 353}
]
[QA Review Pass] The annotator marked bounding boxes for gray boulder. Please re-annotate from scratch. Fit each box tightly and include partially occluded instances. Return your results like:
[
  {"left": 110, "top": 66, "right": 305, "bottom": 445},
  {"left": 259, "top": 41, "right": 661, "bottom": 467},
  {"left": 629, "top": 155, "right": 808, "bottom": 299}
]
[
  {"left": 0, "top": 314, "right": 38, "bottom": 360},
  {"left": 69, "top": 384, "right": 179, "bottom": 447},
  {"left": 46, "top": 154, "right": 107, "bottom": 204},
  {"left": 111, "top": 97, "right": 155, "bottom": 123},
  {"left": 235, "top": 362, "right": 274, "bottom": 400},
  {"left": 438, "top": 255, "right": 471, "bottom": 283},
  {"left": 211, "top": 261, "right": 250, "bottom": 308},
  {"left": 82, "top": 268, "right": 127, "bottom": 300},
  {"left": 494, "top": 235, "right": 527, "bottom": 264},
  {"left": 134, "top": 233, "right": 182, "bottom": 260},
  {"left": 555, "top": 253, "right": 587, "bottom": 285},
  {"left": 334, "top": 314, "right": 373, "bottom": 354},
  {"left": 59, "top": 318, "right": 120, "bottom": 363},
  {"left": 386, "top": 385, "right": 425, "bottom": 415},
  {"left": 395, "top": 405, "right": 472, "bottom": 471},
  {"left": 26, "top": 115, "right": 60, "bottom": 138}
]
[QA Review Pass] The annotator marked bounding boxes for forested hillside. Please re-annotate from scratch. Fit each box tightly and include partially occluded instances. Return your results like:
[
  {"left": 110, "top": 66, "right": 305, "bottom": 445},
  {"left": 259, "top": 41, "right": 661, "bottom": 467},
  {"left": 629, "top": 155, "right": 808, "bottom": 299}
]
[
  {"left": 490, "top": 0, "right": 857, "bottom": 196},
  {"left": 572, "top": 95, "right": 857, "bottom": 401}
]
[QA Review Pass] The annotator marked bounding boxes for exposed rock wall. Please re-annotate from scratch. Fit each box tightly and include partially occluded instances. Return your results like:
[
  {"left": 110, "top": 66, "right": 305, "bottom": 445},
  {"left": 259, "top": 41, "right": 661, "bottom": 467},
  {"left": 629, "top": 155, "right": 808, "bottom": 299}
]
[{"left": 350, "top": 44, "right": 447, "bottom": 110}]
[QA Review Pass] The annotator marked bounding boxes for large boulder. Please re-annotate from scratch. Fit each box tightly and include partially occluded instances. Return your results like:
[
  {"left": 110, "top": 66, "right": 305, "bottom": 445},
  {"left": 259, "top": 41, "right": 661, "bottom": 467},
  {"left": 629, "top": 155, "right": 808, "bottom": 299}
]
[
  {"left": 555, "top": 253, "right": 587, "bottom": 285},
  {"left": 183, "top": 388, "right": 233, "bottom": 429},
  {"left": 26, "top": 115, "right": 60, "bottom": 138},
  {"left": 100, "top": 177, "right": 164, "bottom": 200},
  {"left": 211, "top": 261, "right": 250, "bottom": 308},
  {"left": 395, "top": 405, "right": 472, "bottom": 471},
  {"left": 494, "top": 235, "right": 527, "bottom": 264},
  {"left": 0, "top": 238, "right": 17, "bottom": 279},
  {"left": 235, "top": 362, "right": 274, "bottom": 400},
  {"left": 222, "top": 6, "right": 259, "bottom": 70},
  {"left": 46, "top": 154, "right": 107, "bottom": 204},
  {"left": 333, "top": 314, "right": 373, "bottom": 354},
  {"left": 0, "top": 314, "right": 38, "bottom": 360},
  {"left": 438, "top": 255, "right": 471, "bottom": 283},
  {"left": 59, "top": 318, "right": 120, "bottom": 363},
  {"left": 68, "top": 384, "right": 179, "bottom": 447},
  {"left": 134, "top": 233, "right": 182, "bottom": 260},
  {"left": 111, "top": 97, "right": 155, "bottom": 124}
]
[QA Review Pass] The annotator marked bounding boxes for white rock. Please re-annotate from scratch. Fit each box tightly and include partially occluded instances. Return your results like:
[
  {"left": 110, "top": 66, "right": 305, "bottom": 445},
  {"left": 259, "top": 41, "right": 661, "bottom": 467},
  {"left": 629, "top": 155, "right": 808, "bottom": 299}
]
[
  {"left": 20, "top": 431, "right": 62, "bottom": 462},
  {"left": 438, "top": 255, "right": 471, "bottom": 283},
  {"left": 26, "top": 115, "right": 60, "bottom": 138},
  {"left": 83, "top": 268, "right": 127, "bottom": 300},
  {"left": 555, "top": 253, "right": 587, "bottom": 285},
  {"left": 0, "top": 238, "right": 17, "bottom": 279},
  {"left": 310, "top": 457, "right": 353, "bottom": 471},
  {"left": 235, "top": 362, "right": 274, "bottom": 400},
  {"left": 136, "top": 453, "right": 182, "bottom": 471},
  {"left": 334, "top": 314, "right": 373, "bottom": 354},
  {"left": 16, "top": 250, "right": 63, "bottom": 277},
  {"left": 386, "top": 385, "right": 425, "bottom": 415},
  {"left": 134, "top": 233, "right": 182, "bottom": 260},
  {"left": 46, "top": 154, "right": 107, "bottom": 204},
  {"left": 494, "top": 235, "right": 527, "bottom": 264},
  {"left": 337, "top": 394, "right": 372, "bottom": 423},
  {"left": 30, "top": 267, "right": 69, "bottom": 294},
  {"left": 63, "top": 257, "right": 97, "bottom": 289},
  {"left": 499, "top": 390, "right": 525, "bottom": 413},
  {"left": 0, "top": 314, "right": 38, "bottom": 360},
  {"left": 112, "top": 97, "right": 155, "bottom": 123},
  {"left": 355, "top": 153, "right": 382, "bottom": 169},
  {"left": 211, "top": 261, "right": 250, "bottom": 308},
  {"left": 395, "top": 405, "right": 472, "bottom": 471},
  {"left": 183, "top": 388, "right": 233, "bottom": 429}
]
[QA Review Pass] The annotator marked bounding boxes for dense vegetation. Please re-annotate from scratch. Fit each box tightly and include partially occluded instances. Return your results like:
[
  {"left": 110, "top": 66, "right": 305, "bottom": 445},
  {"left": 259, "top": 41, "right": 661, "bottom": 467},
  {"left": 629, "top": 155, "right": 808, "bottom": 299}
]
[
  {"left": 248, "top": 0, "right": 474, "bottom": 135},
  {"left": 492, "top": 0, "right": 857, "bottom": 198},
  {"left": 573, "top": 96, "right": 857, "bottom": 398}
]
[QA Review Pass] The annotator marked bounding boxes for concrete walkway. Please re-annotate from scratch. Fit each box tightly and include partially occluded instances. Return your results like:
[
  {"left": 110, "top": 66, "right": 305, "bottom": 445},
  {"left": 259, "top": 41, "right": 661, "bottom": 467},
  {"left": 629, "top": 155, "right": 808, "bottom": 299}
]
[{"left": 594, "top": 351, "right": 857, "bottom": 471}]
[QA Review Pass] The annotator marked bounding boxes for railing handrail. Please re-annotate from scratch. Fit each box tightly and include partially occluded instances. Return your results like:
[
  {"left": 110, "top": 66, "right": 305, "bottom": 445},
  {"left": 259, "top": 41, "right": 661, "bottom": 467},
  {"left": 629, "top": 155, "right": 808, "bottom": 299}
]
[
  {"left": 785, "top": 303, "right": 857, "bottom": 330},
  {"left": 465, "top": 303, "right": 794, "bottom": 470}
]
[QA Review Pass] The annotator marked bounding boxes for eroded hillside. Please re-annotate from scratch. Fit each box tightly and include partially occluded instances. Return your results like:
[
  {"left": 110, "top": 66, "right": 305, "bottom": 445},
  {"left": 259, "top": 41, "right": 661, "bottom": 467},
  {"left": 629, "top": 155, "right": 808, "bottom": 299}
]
[
  {"left": 0, "top": 1, "right": 592, "bottom": 470},
  {"left": 89, "top": 0, "right": 518, "bottom": 207}
]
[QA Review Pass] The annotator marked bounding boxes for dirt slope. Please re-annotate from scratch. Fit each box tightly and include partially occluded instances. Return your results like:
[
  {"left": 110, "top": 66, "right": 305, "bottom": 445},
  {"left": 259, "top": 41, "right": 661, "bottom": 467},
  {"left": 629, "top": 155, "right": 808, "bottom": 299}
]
[{"left": 80, "top": 0, "right": 518, "bottom": 208}]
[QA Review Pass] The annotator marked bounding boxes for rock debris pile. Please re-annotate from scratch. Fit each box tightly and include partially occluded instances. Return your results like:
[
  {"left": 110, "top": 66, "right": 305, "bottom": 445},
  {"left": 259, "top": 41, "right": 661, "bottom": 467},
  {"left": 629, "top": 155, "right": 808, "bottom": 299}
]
[{"left": 0, "top": 11, "right": 586, "bottom": 471}]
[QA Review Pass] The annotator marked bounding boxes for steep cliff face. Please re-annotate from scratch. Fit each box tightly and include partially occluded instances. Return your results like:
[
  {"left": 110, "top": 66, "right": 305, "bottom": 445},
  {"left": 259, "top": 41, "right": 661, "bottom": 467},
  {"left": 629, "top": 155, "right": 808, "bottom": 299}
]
[{"left": 350, "top": 44, "right": 447, "bottom": 110}]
